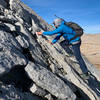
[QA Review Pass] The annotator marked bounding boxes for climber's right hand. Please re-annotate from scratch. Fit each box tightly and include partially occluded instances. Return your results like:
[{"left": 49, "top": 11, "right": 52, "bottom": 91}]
[{"left": 36, "top": 32, "right": 43, "bottom": 35}]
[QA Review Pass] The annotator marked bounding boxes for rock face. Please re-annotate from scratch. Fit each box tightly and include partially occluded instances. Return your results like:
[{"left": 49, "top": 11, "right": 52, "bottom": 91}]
[
  {"left": 0, "top": 30, "right": 27, "bottom": 75},
  {"left": 25, "top": 62, "right": 76, "bottom": 100},
  {"left": 0, "top": 81, "right": 44, "bottom": 100},
  {"left": 0, "top": 0, "right": 7, "bottom": 8},
  {"left": 0, "top": 0, "right": 100, "bottom": 100}
]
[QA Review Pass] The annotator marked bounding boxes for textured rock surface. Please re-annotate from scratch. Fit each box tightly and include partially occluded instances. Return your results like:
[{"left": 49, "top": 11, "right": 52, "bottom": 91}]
[
  {"left": 25, "top": 62, "right": 76, "bottom": 100},
  {"left": 0, "top": 30, "right": 27, "bottom": 75},
  {"left": 0, "top": 0, "right": 7, "bottom": 8},
  {"left": 0, "top": 0, "right": 100, "bottom": 100},
  {"left": 0, "top": 81, "right": 44, "bottom": 100},
  {"left": 16, "top": 35, "right": 29, "bottom": 48},
  {"left": 37, "top": 32, "right": 100, "bottom": 100}
]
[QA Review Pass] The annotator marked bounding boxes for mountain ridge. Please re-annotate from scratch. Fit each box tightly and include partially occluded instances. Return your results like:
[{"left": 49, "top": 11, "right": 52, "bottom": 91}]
[{"left": 0, "top": 0, "right": 100, "bottom": 100}]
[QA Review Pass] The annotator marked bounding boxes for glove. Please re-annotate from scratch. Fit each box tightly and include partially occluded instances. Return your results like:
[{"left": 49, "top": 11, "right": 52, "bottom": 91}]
[{"left": 36, "top": 32, "right": 43, "bottom": 35}]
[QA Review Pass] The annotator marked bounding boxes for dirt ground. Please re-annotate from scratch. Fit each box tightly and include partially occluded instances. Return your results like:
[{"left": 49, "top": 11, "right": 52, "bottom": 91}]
[{"left": 81, "top": 34, "right": 100, "bottom": 71}]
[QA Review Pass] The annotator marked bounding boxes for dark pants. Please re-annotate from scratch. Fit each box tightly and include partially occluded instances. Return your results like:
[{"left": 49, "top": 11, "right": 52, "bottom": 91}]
[{"left": 72, "top": 41, "right": 88, "bottom": 74}]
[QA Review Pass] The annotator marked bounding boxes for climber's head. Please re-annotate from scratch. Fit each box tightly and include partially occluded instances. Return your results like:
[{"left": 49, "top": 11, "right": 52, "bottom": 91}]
[{"left": 53, "top": 18, "right": 64, "bottom": 28}]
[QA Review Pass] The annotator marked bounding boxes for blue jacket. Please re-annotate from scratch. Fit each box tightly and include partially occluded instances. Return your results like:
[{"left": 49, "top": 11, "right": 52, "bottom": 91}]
[{"left": 43, "top": 21, "right": 80, "bottom": 44}]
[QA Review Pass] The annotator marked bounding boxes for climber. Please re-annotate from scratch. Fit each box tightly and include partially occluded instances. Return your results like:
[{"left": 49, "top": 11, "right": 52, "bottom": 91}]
[{"left": 36, "top": 18, "right": 90, "bottom": 80}]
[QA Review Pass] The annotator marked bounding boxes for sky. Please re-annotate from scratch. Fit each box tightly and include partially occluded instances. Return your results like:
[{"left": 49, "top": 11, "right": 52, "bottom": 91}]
[{"left": 21, "top": 0, "right": 100, "bottom": 34}]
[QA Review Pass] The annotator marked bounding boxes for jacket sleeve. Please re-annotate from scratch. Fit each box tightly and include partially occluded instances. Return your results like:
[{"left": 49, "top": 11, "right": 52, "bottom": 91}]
[
  {"left": 43, "top": 25, "right": 63, "bottom": 35},
  {"left": 52, "top": 33, "right": 62, "bottom": 44}
]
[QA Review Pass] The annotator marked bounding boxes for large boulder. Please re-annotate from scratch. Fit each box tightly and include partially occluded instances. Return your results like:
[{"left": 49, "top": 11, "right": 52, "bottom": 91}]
[{"left": 25, "top": 61, "right": 76, "bottom": 100}]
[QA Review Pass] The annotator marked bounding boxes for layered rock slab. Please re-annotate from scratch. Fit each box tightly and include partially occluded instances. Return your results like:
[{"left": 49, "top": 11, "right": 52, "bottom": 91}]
[{"left": 25, "top": 61, "right": 76, "bottom": 100}]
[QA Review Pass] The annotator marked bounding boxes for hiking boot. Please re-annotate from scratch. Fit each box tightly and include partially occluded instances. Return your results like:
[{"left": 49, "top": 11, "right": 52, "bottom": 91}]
[{"left": 80, "top": 72, "right": 90, "bottom": 80}]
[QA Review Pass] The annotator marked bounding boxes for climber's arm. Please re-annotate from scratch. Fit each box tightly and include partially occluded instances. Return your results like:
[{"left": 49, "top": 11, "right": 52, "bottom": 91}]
[
  {"left": 43, "top": 26, "right": 62, "bottom": 35},
  {"left": 36, "top": 25, "right": 63, "bottom": 36},
  {"left": 52, "top": 33, "right": 62, "bottom": 44}
]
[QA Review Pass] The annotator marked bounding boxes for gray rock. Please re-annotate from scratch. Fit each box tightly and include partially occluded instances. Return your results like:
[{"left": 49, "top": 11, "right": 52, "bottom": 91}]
[
  {"left": 5, "top": 23, "right": 16, "bottom": 31},
  {"left": 45, "top": 94, "right": 54, "bottom": 100},
  {"left": 0, "top": 7, "right": 5, "bottom": 15},
  {"left": 10, "top": 0, "right": 50, "bottom": 30},
  {"left": 30, "top": 84, "right": 47, "bottom": 97},
  {"left": 0, "top": 81, "right": 44, "bottom": 100},
  {"left": 10, "top": 0, "right": 31, "bottom": 25},
  {"left": 25, "top": 62, "right": 76, "bottom": 100},
  {"left": 0, "top": 44, "right": 3, "bottom": 52},
  {"left": 37, "top": 35, "right": 100, "bottom": 100},
  {"left": 16, "top": 35, "right": 29, "bottom": 48},
  {"left": 0, "top": 15, "right": 17, "bottom": 24},
  {"left": 0, "top": 0, "right": 7, "bottom": 8},
  {"left": 0, "top": 31, "right": 27, "bottom": 75},
  {"left": 0, "top": 0, "right": 100, "bottom": 100}
]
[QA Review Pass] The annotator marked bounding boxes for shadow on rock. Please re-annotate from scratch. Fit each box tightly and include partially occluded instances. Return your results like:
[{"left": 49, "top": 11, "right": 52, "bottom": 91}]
[
  {"left": 87, "top": 72, "right": 100, "bottom": 97},
  {"left": 0, "top": 65, "right": 33, "bottom": 92}
]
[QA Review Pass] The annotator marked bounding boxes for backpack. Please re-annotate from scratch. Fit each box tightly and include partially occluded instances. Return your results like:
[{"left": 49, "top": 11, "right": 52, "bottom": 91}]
[{"left": 65, "top": 22, "right": 84, "bottom": 41}]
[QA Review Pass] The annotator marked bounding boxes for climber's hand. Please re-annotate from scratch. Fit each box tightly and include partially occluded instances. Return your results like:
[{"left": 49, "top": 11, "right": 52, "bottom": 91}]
[
  {"left": 46, "top": 40, "right": 53, "bottom": 45},
  {"left": 36, "top": 32, "right": 43, "bottom": 35}
]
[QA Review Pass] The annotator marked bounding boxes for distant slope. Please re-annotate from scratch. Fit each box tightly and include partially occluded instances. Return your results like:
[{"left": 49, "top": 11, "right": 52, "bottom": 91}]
[{"left": 81, "top": 34, "right": 100, "bottom": 70}]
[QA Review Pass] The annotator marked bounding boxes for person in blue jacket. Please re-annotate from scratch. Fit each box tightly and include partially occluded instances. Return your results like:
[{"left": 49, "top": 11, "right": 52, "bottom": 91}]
[{"left": 36, "top": 18, "right": 90, "bottom": 79}]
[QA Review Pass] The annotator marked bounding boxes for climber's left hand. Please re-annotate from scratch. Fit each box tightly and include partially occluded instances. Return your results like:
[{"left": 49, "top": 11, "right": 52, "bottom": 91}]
[{"left": 46, "top": 40, "right": 53, "bottom": 45}]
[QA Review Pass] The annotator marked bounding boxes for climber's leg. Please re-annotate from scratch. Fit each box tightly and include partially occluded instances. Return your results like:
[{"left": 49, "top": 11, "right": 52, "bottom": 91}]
[{"left": 72, "top": 41, "right": 88, "bottom": 74}]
